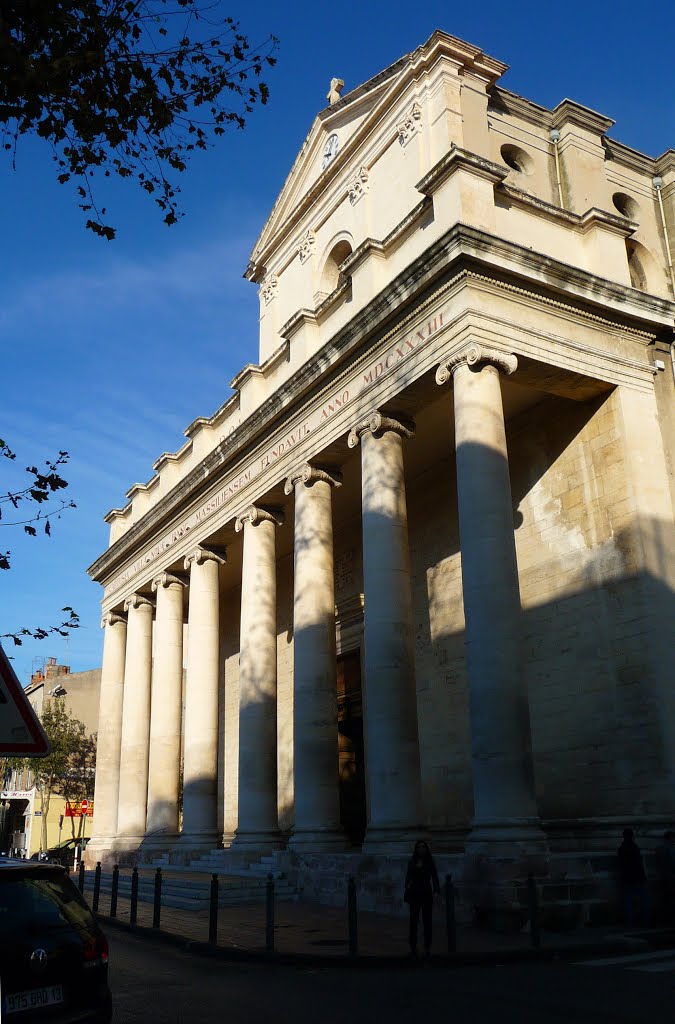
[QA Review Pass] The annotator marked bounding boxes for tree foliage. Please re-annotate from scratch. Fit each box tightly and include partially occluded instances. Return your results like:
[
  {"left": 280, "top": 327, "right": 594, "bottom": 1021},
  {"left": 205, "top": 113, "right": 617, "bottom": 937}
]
[
  {"left": 1, "top": 438, "right": 79, "bottom": 646},
  {"left": 0, "top": 1, "right": 278, "bottom": 238}
]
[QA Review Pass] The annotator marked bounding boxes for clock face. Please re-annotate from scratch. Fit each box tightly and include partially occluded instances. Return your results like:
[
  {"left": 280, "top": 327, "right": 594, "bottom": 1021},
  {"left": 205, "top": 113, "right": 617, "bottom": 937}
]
[{"left": 321, "top": 133, "right": 339, "bottom": 170}]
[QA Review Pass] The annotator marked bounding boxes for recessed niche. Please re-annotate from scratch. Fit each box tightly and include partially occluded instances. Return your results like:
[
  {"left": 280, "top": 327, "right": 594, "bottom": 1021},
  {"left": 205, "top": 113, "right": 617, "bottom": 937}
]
[
  {"left": 612, "top": 192, "right": 639, "bottom": 220},
  {"left": 500, "top": 143, "right": 533, "bottom": 175}
]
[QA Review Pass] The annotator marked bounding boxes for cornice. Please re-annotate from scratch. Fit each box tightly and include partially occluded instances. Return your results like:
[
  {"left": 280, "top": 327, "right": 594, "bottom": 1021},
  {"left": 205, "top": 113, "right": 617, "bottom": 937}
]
[
  {"left": 417, "top": 145, "right": 508, "bottom": 196},
  {"left": 88, "top": 222, "right": 672, "bottom": 586},
  {"left": 603, "top": 137, "right": 657, "bottom": 176},
  {"left": 488, "top": 88, "right": 553, "bottom": 130},
  {"left": 551, "top": 99, "right": 615, "bottom": 137}
]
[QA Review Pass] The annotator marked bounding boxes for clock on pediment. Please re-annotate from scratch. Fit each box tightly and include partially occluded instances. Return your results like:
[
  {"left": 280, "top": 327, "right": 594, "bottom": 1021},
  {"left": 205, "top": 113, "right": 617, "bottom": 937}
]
[{"left": 321, "top": 133, "right": 339, "bottom": 170}]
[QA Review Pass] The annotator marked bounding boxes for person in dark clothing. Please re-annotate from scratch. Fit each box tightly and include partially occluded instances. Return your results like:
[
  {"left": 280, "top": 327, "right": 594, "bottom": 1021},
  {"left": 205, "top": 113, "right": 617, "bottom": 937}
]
[
  {"left": 404, "top": 840, "right": 440, "bottom": 958},
  {"left": 617, "top": 828, "right": 648, "bottom": 926}
]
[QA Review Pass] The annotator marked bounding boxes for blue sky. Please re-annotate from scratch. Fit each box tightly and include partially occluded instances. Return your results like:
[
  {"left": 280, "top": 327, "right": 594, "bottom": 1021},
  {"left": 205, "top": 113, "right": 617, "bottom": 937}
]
[{"left": 2, "top": 0, "right": 674, "bottom": 684}]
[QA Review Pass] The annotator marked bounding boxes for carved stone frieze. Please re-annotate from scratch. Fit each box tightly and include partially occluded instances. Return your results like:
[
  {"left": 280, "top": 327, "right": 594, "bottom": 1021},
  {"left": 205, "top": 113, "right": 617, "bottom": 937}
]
[
  {"left": 259, "top": 274, "right": 278, "bottom": 305},
  {"left": 347, "top": 167, "right": 369, "bottom": 205},
  {"left": 184, "top": 547, "right": 226, "bottom": 571},
  {"left": 151, "top": 571, "right": 188, "bottom": 592},
  {"left": 297, "top": 230, "right": 316, "bottom": 264},
  {"left": 397, "top": 102, "right": 422, "bottom": 146},
  {"left": 347, "top": 410, "right": 416, "bottom": 448},
  {"left": 283, "top": 463, "right": 343, "bottom": 495},
  {"left": 234, "top": 505, "right": 285, "bottom": 532},
  {"left": 101, "top": 610, "right": 127, "bottom": 629},
  {"left": 435, "top": 344, "right": 518, "bottom": 385},
  {"left": 123, "top": 594, "right": 154, "bottom": 612}
]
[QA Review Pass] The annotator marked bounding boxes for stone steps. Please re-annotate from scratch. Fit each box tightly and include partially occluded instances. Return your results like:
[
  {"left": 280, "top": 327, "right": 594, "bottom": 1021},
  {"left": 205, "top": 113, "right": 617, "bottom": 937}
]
[{"left": 86, "top": 871, "right": 297, "bottom": 910}]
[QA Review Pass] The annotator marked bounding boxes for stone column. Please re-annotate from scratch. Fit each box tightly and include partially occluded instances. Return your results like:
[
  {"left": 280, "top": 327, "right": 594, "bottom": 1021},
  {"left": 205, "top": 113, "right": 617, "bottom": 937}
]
[
  {"left": 233, "top": 505, "right": 284, "bottom": 848},
  {"left": 116, "top": 594, "right": 154, "bottom": 845},
  {"left": 180, "top": 548, "right": 225, "bottom": 848},
  {"left": 284, "top": 465, "right": 344, "bottom": 850},
  {"left": 87, "top": 610, "right": 127, "bottom": 863},
  {"left": 436, "top": 343, "right": 544, "bottom": 851},
  {"left": 348, "top": 411, "right": 423, "bottom": 851},
  {"left": 145, "top": 572, "right": 187, "bottom": 843}
]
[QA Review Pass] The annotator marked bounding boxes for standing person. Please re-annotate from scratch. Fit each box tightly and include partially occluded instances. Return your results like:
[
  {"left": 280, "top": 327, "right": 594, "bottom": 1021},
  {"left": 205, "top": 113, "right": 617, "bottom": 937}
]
[
  {"left": 617, "top": 828, "right": 648, "bottom": 926},
  {"left": 655, "top": 831, "right": 675, "bottom": 923},
  {"left": 404, "top": 839, "right": 440, "bottom": 960}
]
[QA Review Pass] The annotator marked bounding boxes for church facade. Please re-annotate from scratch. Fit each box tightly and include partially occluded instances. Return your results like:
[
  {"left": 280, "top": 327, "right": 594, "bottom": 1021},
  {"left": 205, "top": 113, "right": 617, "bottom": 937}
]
[{"left": 87, "top": 33, "right": 675, "bottom": 901}]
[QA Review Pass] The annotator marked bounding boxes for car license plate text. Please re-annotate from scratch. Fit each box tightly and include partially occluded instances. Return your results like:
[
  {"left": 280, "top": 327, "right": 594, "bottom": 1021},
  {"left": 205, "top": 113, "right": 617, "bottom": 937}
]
[{"left": 4, "top": 984, "right": 64, "bottom": 1014}]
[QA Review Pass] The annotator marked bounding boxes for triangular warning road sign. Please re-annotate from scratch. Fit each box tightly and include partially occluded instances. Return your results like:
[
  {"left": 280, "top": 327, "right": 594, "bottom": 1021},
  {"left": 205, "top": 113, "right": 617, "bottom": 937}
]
[{"left": 0, "top": 643, "right": 50, "bottom": 757}]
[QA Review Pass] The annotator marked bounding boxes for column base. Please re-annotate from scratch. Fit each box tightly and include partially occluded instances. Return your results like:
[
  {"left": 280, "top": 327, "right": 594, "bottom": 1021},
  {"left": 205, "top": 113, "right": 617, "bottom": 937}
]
[
  {"left": 361, "top": 825, "right": 429, "bottom": 855},
  {"left": 288, "top": 827, "right": 346, "bottom": 852},
  {"left": 230, "top": 829, "right": 284, "bottom": 852},
  {"left": 177, "top": 831, "right": 222, "bottom": 851},
  {"left": 83, "top": 836, "right": 117, "bottom": 870},
  {"left": 466, "top": 817, "right": 548, "bottom": 856}
]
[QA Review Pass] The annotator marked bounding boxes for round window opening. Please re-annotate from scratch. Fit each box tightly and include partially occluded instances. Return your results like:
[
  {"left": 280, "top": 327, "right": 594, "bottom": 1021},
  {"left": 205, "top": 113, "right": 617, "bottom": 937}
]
[
  {"left": 612, "top": 192, "right": 639, "bottom": 220},
  {"left": 500, "top": 144, "right": 532, "bottom": 175}
]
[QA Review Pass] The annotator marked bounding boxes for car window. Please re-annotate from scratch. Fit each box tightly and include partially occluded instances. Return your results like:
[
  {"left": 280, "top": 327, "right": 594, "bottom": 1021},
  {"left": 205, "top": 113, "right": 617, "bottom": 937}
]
[{"left": 0, "top": 873, "right": 95, "bottom": 940}]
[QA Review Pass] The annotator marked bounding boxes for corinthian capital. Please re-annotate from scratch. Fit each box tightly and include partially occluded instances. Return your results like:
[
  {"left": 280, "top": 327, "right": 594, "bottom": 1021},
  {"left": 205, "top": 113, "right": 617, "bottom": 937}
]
[
  {"left": 151, "top": 571, "right": 188, "bottom": 592},
  {"left": 347, "top": 410, "right": 415, "bottom": 448},
  {"left": 283, "top": 464, "right": 343, "bottom": 495},
  {"left": 123, "top": 593, "right": 154, "bottom": 612},
  {"left": 101, "top": 610, "right": 127, "bottom": 629},
  {"left": 234, "top": 505, "right": 285, "bottom": 532},
  {"left": 436, "top": 344, "right": 518, "bottom": 385},
  {"left": 184, "top": 547, "right": 227, "bottom": 571}
]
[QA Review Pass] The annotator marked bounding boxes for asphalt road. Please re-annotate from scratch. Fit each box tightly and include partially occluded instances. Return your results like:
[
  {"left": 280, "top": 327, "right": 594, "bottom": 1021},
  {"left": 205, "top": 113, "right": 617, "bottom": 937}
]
[{"left": 109, "top": 930, "right": 675, "bottom": 1024}]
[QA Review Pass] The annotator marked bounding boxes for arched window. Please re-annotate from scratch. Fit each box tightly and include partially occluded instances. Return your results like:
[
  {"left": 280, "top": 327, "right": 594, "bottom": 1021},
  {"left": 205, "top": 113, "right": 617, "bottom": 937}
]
[{"left": 320, "top": 239, "right": 353, "bottom": 296}]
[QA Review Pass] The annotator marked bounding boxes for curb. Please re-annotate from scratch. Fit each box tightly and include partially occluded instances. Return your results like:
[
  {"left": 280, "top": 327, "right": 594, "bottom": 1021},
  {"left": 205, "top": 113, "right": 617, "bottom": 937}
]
[{"left": 97, "top": 914, "right": 672, "bottom": 970}]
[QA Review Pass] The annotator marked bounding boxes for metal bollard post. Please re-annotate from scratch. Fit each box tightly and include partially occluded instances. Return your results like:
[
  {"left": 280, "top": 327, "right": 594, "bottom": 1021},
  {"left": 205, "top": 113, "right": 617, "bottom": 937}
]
[
  {"left": 347, "top": 876, "right": 358, "bottom": 957},
  {"left": 445, "top": 874, "right": 456, "bottom": 954},
  {"left": 527, "top": 873, "right": 541, "bottom": 949},
  {"left": 153, "top": 868, "right": 162, "bottom": 929},
  {"left": 110, "top": 865, "right": 119, "bottom": 918},
  {"left": 78, "top": 860, "right": 85, "bottom": 894},
  {"left": 208, "top": 874, "right": 219, "bottom": 945},
  {"left": 130, "top": 866, "right": 139, "bottom": 926},
  {"left": 93, "top": 862, "right": 102, "bottom": 912},
  {"left": 265, "top": 874, "right": 275, "bottom": 953}
]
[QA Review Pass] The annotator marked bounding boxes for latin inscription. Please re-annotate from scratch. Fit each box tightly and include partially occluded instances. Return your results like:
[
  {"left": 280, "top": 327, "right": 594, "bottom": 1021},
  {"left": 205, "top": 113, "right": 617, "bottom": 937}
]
[{"left": 119, "top": 306, "right": 445, "bottom": 584}]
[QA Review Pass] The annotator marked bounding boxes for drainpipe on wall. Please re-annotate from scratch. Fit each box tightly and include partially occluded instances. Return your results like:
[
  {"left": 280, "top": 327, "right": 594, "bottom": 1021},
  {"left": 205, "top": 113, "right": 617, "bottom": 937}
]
[
  {"left": 549, "top": 128, "right": 565, "bottom": 209},
  {"left": 652, "top": 176, "right": 675, "bottom": 386}
]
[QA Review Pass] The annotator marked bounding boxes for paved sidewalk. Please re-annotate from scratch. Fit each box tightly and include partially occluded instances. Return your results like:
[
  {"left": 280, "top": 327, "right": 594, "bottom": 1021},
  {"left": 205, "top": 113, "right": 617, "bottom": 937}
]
[{"left": 79, "top": 868, "right": 675, "bottom": 965}]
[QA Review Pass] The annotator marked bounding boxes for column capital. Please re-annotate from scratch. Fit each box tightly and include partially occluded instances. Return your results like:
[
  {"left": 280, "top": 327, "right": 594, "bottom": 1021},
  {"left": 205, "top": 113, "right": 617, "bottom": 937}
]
[
  {"left": 283, "top": 464, "right": 342, "bottom": 496},
  {"left": 184, "top": 547, "right": 226, "bottom": 571},
  {"left": 151, "top": 571, "right": 189, "bottom": 592},
  {"left": 234, "top": 505, "right": 284, "bottom": 532},
  {"left": 436, "top": 343, "right": 518, "bottom": 385},
  {"left": 347, "top": 410, "right": 415, "bottom": 449},
  {"left": 101, "top": 610, "right": 127, "bottom": 629},
  {"left": 123, "top": 593, "right": 154, "bottom": 612}
]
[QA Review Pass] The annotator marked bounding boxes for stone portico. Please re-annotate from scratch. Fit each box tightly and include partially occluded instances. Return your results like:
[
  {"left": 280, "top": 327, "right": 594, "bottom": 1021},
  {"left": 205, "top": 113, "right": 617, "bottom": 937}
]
[{"left": 86, "top": 32, "right": 675, "bottom": 911}]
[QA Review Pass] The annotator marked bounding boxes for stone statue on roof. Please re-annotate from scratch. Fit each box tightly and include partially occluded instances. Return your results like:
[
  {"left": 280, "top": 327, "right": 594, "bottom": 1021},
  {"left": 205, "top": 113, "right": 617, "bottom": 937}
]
[{"left": 327, "top": 78, "right": 345, "bottom": 105}]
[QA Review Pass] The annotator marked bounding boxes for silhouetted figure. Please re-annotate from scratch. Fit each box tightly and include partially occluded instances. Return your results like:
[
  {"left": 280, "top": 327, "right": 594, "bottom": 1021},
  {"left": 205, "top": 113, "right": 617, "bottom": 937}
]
[
  {"left": 655, "top": 831, "right": 675, "bottom": 923},
  {"left": 404, "top": 839, "right": 440, "bottom": 959},
  {"left": 617, "top": 828, "right": 648, "bottom": 926}
]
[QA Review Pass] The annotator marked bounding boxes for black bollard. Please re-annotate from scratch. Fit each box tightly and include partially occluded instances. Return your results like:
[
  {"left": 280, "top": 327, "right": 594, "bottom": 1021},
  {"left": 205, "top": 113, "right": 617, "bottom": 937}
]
[
  {"left": 208, "top": 874, "right": 219, "bottom": 945},
  {"left": 93, "top": 862, "right": 102, "bottom": 912},
  {"left": 153, "top": 868, "right": 162, "bottom": 930},
  {"left": 78, "top": 860, "right": 85, "bottom": 894},
  {"left": 130, "top": 866, "right": 139, "bottom": 926},
  {"left": 347, "top": 876, "right": 358, "bottom": 957},
  {"left": 527, "top": 873, "right": 541, "bottom": 949},
  {"left": 110, "top": 865, "right": 119, "bottom": 918},
  {"left": 265, "top": 874, "right": 275, "bottom": 953},
  {"left": 445, "top": 874, "right": 456, "bottom": 954}
]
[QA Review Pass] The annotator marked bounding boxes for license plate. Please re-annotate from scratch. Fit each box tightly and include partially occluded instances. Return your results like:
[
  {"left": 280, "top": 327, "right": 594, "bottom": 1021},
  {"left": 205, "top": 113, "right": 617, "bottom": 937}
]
[{"left": 4, "top": 984, "right": 64, "bottom": 1014}]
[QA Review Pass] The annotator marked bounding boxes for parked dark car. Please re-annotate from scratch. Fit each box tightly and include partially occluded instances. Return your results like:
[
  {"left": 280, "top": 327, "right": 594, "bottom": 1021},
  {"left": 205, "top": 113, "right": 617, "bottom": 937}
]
[
  {"left": 0, "top": 858, "right": 112, "bottom": 1022},
  {"left": 30, "top": 837, "right": 90, "bottom": 867}
]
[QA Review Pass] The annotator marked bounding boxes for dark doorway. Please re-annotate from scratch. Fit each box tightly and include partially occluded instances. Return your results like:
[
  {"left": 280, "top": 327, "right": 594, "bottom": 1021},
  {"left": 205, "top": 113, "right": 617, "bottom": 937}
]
[{"left": 337, "top": 651, "right": 366, "bottom": 846}]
